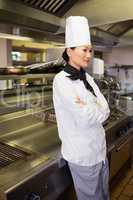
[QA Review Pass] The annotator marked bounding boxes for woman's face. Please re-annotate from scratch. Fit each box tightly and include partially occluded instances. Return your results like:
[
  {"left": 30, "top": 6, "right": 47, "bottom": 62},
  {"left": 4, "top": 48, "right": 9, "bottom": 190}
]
[{"left": 67, "top": 45, "right": 92, "bottom": 70}]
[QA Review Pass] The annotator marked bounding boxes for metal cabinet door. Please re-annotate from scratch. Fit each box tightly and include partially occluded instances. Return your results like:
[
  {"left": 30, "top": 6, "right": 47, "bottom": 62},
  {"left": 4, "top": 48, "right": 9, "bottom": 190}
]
[{"left": 109, "top": 133, "right": 133, "bottom": 180}]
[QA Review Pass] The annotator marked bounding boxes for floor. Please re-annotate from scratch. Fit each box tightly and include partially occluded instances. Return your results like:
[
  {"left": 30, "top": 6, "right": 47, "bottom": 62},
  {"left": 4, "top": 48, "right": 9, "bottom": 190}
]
[{"left": 111, "top": 166, "right": 133, "bottom": 200}]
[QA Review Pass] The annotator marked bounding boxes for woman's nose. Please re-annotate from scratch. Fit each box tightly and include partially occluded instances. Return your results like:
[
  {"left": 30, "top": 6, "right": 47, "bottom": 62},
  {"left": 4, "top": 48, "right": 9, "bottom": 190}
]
[{"left": 86, "top": 51, "right": 92, "bottom": 58}]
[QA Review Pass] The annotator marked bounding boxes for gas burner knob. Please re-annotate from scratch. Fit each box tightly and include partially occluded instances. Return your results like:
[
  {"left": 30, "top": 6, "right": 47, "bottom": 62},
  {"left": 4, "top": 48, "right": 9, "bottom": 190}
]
[{"left": 25, "top": 193, "right": 40, "bottom": 200}]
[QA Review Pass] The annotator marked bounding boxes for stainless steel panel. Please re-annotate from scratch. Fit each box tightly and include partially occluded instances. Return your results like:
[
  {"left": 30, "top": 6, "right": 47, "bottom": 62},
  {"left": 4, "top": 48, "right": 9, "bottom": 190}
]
[
  {"left": 0, "top": 110, "right": 44, "bottom": 136},
  {"left": 5, "top": 164, "right": 71, "bottom": 200},
  {"left": 0, "top": 120, "right": 60, "bottom": 156},
  {"left": 109, "top": 132, "right": 133, "bottom": 180}
]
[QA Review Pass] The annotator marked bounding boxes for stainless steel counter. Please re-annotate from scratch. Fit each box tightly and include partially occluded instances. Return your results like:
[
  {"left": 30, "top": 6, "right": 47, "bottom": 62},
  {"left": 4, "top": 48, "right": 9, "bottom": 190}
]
[
  {"left": 0, "top": 107, "right": 132, "bottom": 200},
  {"left": 0, "top": 109, "right": 60, "bottom": 157},
  {"left": 0, "top": 109, "right": 66, "bottom": 200},
  {"left": 0, "top": 122, "right": 60, "bottom": 157}
]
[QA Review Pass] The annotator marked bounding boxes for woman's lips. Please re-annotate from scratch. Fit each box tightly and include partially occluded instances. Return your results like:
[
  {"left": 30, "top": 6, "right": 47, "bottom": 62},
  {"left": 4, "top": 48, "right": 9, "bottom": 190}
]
[{"left": 84, "top": 60, "right": 90, "bottom": 63}]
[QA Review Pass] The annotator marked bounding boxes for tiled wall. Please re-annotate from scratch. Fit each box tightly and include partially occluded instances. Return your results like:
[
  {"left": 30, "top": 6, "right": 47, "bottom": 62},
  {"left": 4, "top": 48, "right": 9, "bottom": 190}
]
[
  {"left": 103, "top": 46, "right": 133, "bottom": 92},
  {"left": 103, "top": 46, "right": 133, "bottom": 66}
]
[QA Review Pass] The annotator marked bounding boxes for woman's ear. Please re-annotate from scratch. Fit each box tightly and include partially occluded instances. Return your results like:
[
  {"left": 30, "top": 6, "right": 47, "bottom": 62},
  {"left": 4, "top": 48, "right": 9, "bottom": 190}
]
[{"left": 66, "top": 48, "right": 71, "bottom": 58}]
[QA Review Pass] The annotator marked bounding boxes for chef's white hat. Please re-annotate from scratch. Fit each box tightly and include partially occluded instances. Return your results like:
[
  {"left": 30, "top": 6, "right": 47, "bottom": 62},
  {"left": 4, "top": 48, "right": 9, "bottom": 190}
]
[{"left": 65, "top": 16, "right": 91, "bottom": 48}]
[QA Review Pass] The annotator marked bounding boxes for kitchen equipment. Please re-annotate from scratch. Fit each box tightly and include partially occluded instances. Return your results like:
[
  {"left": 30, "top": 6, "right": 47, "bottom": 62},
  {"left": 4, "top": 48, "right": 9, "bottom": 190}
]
[
  {"left": 0, "top": 142, "right": 30, "bottom": 169},
  {"left": 0, "top": 67, "right": 29, "bottom": 75},
  {"left": 26, "top": 60, "right": 64, "bottom": 74},
  {"left": 105, "top": 108, "right": 133, "bottom": 180},
  {"left": 117, "top": 93, "right": 133, "bottom": 116},
  {"left": 108, "top": 121, "right": 133, "bottom": 180},
  {"left": 93, "top": 58, "right": 104, "bottom": 75},
  {"left": 0, "top": 60, "right": 64, "bottom": 76},
  {"left": 0, "top": 108, "right": 71, "bottom": 200}
]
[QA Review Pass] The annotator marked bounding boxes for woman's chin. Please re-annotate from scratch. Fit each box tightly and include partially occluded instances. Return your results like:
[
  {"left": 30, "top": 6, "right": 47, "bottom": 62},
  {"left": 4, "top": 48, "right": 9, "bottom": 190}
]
[{"left": 82, "top": 64, "right": 89, "bottom": 68}]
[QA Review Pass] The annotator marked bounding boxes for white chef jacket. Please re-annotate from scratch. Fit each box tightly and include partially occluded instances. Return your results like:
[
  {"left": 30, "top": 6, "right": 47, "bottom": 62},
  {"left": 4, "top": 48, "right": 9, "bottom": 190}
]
[{"left": 53, "top": 70, "right": 110, "bottom": 166}]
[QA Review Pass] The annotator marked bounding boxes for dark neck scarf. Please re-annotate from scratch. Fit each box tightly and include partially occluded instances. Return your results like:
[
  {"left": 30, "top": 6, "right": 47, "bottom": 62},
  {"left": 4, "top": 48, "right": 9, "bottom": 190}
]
[{"left": 63, "top": 64, "right": 96, "bottom": 96}]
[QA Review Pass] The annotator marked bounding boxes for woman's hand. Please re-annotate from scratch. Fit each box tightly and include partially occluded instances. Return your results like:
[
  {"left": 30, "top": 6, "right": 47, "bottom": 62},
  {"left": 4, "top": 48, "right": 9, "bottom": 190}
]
[{"left": 75, "top": 96, "right": 87, "bottom": 106}]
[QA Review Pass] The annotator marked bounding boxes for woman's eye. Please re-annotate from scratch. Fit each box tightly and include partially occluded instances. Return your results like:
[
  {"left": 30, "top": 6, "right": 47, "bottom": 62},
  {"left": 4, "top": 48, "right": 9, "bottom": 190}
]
[
  {"left": 83, "top": 49, "right": 92, "bottom": 53},
  {"left": 83, "top": 49, "right": 87, "bottom": 52}
]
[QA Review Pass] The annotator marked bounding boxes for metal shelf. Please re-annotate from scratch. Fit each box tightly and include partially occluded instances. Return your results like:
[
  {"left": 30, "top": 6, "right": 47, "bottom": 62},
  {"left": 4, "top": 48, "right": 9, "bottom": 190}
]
[
  {"left": 0, "top": 85, "right": 52, "bottom": 96},
  {"left": 0, "top": 73, "right": 56, "bottom": 80}
]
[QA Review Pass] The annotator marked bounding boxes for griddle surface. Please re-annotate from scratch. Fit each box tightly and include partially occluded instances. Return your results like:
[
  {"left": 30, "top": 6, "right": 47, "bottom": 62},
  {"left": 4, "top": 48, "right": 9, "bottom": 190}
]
[{"left": 0, "top": 142, "right": 30, "bottom": 169}]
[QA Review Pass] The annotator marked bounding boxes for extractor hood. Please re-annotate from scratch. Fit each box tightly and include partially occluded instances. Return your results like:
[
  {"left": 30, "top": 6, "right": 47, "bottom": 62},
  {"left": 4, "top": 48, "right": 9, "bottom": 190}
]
[
  {"left": 0, "top": 0, "right": 63, "bottom": 33},
  {"left": 0, "top": 0, "right": 127, "bottom": 46},
  {"left": 90, "top": 28, "right": 119, "bottom": 46},
  {"left": 0, "top": 0, "right": 67, "bottom": 43},
  {"left": 20, "top": 0, "right": 78, "bottom": 17}
]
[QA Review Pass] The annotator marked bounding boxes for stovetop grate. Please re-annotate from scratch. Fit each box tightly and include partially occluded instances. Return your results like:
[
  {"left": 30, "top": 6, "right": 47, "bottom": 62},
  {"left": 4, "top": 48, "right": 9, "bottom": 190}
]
[{"left": 0, "top": 142, "right": 30, "bottom": 168}]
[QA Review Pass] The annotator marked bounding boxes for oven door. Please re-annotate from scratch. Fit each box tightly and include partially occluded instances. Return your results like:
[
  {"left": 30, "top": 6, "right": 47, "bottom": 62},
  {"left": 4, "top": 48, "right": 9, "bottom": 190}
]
[{"left": 109, "top": 130, "right": 133, "bottom": 180}]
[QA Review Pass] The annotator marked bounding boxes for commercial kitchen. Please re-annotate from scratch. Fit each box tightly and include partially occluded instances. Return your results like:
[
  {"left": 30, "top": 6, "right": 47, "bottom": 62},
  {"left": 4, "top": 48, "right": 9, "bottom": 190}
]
[{"left": 0, "top": 0, "right": 133, "bottom": 199}]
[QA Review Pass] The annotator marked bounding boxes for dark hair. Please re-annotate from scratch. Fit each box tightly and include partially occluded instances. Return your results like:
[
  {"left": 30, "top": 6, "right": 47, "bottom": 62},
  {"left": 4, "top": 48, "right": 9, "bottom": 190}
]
[{"left": 62, "top": 48, "right": 75, "bottom": 62}]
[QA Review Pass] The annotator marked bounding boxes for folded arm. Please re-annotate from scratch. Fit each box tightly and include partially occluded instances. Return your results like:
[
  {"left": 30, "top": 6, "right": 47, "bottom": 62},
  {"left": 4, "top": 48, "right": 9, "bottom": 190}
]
[{"left": 53, "top": 76, "right": 110, "bottom": 128}]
